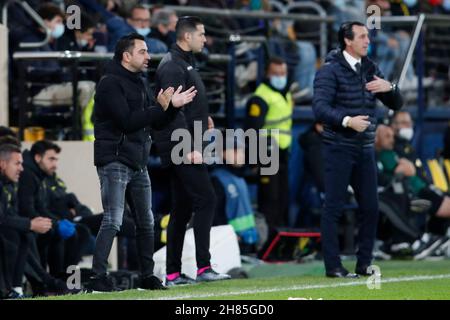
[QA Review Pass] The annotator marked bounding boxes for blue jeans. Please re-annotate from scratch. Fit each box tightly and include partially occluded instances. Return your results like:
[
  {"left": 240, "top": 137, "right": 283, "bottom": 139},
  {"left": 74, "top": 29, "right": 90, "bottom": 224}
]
[
  {"left": 295, "top": 41, "right": 317, "bottom": 94},
  {"left": 321, "top": 143, "right": 379, "bottom": 272},
  {"left": 92, "top": 161, "right": 155, "bottom": 277}
]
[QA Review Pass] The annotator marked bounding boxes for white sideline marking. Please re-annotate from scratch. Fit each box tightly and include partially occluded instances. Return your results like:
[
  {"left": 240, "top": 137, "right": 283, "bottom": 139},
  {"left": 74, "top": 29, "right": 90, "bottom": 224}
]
[{"left": 150, "top": 274, "right": 450, "bottom": 300}]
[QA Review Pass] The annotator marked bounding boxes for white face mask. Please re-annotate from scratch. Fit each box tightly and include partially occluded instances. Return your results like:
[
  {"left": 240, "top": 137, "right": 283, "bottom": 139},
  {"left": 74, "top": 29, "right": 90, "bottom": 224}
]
[
  {"left": 77, "top": 38, "right": 88, "bottom": 48},
  {"left": 136, "top": 27, "right": 150, "bottom": 37},
  {"left": 51, "top": 23, "right": 65, "bottom": 39},
  {"left": 270, "top": 76, "right": 287, "bottom": 91},
  {"left": 398, "top": 127, "right": 414, "bottom": 141},
  {"left": 403, "top": 0, "right": 417, "bottom": 7}
]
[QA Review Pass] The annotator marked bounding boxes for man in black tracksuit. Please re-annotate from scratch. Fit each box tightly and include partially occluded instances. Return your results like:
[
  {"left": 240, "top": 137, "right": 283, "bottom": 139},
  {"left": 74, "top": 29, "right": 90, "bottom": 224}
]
[
  {"left": 18, "top": 141, "right": 69, "bottom": 277},
  {"left": 0, "top": 144, "right": 53, "bottom": 298},
  {"left": 313, "top": 22, "right": 403, "bottom": 278},
  {"left": 88, "top": 33, "right": 196, "bottom": 292},
  {"left": 153, "top": 17, "right": 231, "bottom": 286}
]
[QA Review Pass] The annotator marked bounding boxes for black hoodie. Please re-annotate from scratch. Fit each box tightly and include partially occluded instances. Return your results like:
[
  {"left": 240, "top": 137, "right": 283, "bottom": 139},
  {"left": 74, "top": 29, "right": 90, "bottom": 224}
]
[
  {"left": 152, "top": 44, "right": 210, "bottom": 167},
  {"left": 0, "top": 174, "right": 30, "bottom": 232},
  {"left": 93, "top": 60, "right": 176, "bottom": 170},
  {"left": 18, "top": 150, "right": 58, "bottom": 222}
]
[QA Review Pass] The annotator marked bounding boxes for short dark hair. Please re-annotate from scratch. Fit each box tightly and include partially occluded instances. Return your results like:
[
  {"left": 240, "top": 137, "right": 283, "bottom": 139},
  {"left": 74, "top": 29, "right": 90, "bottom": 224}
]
[
  {"left": 37, "top": 3, "right": 65, "bottom": 21},
  {"left": 128, "top": 5, "right": 149, "bottom": 19},
  {"left": 338, "top": 21, "right": 366, "bottom": 50},
  {"left": 113, "top": 33, "right": 145, "bottom": 62},
  {"left": 266, "top": 56, "right": 286, "bottom": 73},
  {"left": 175, "top": 16, "right": 203, "bottom": 41},
  {"left": 0, "top": 144, "right": 21, "bottom": 162},
  {"left": 30, "top": 140, "right": 61, "bottom": 158}
]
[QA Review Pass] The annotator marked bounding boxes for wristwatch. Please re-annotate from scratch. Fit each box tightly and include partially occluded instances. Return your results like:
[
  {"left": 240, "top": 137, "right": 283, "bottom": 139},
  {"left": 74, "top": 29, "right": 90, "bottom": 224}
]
[{"left": 390, "top": 82, "right": 397, "bottom": 91}]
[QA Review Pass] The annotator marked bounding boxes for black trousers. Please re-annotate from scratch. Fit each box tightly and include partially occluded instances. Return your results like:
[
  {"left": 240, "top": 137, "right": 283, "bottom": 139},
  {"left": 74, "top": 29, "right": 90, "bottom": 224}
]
[
  {"left": 0, "top": 227, "right": 29, "bottom": 288},
  {"left": 0, "top": 235, "right": 11, "bottom": 295},
  {"left": 36, "top": 228, "right": 64, "bottom": 277},
  {"left": 64, "top": 223, "right": 91, "bottom": 270},
  {"left": 321, "top": 143, "right": 379, "bottom": 272},
  {"left": 166, "top": 164, "right": 216, "bottom": 275},
  {"left": 24, "top": 234, "right": 59, "bottom": 290},
  {"left": 418, "top": 186, "right": 450, "bottom": 236},
  {"left": 258, "top": 149, "right": 290, "bottom": 231}
]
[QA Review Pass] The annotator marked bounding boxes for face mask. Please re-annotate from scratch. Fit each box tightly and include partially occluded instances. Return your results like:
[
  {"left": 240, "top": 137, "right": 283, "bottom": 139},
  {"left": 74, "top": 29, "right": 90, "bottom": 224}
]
[
  {"left": 136, "top": 27, "right": 150, "bottom": 37},
  {"left": 51, "top": 24, "right": 65, "bottom": 39},
  {"left": 443, "top": 0, "right": 450, "bottom": 11},
  {"left": 399, "top": 127, "right": 414, "bottom": 141},
  {"left": 334, "top": 0, "right": 346, "bottom": 9},
  {"left": 77, "top": 39, "right": 88, "bottom": 48},
  {"left": 403, "top": 0, "right": 417, "bottom": 7},
  {"left": 167, "top": 31, "right": 176, "bottom": 42},
  {"left": 270, "top": 76, "right": 287, "bottom": 90}
]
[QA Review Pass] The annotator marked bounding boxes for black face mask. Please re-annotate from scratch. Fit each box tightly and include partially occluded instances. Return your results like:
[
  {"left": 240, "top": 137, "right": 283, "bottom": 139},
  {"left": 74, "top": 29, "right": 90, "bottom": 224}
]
[{"left": 167, "top": 31, "right": 176, "bottom": 42}]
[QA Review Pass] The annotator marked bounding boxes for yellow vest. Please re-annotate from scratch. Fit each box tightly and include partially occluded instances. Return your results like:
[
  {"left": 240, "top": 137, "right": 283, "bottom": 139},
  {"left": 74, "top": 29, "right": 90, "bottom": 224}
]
[
  {"left": 82, "top": 93, "right": 95, "bottom": 141},
  {"left": 254, "top": 83, "right": 293, "bottom": 150}
]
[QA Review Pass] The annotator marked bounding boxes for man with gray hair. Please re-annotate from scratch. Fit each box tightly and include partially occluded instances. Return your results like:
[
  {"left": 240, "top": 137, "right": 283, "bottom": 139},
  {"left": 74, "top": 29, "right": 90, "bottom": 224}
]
[
  {"left": 150, "top": 9, "right": 178, "bottom": 48},
  {"left": 0, "top": 144, "right": 53, "bottom": 298}
]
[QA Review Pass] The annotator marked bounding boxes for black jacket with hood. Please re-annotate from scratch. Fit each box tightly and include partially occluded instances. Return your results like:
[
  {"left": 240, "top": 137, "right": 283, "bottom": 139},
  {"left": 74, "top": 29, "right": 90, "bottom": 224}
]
[
  {"left": 0, "top": 175, "right": 30, "bottom": 232},
  {"left": 152, "top": 44, "right": 210, "bottom": 167},
  {"left": 93, "top": 60, "right": 176, "bottom": 170},
  {"left": 18, "top": 150, "right": 58, "bottom": 222}
]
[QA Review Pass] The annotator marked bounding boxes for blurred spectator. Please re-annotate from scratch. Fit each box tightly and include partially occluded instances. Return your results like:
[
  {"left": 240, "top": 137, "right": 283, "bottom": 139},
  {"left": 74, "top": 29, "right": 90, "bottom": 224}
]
[
  {"left": 150, "top": 8, "right": 178, "bottom": 48},
  {"left": 377, "top": 124, "right": 450, "bottom": 235},
  {"left": 187, "top": 0, "right": 241, "bottom": 53},
  {"left": 79, "top": 0, "right": 168, "bottom": 53},
  {"left": 245, "top": 57, "right": 293, "bottom": 255},
  {"left": 375, "top": 124, "right": 450, "bottom": 259},
  {"left": 10, "top": 3, "right": 96, "bottom": 131},
  {"left": 211, "top": 135, "right": 259, "bottom": 255},
  {"left": 291, "top": 22, "right": 317, "bottom": 102},
  {"left": 10, "top": 3, "right": 66, "bottom": 80},
  {"left": 384, "top": 1, "right": 421, "bottom": 86},
  {"left": 298, "top": 122, "right": 325, "bottom": 193},
  {"left": 55, "top": 12, "right": 97, "bottom": 52},
  {"left": 234, "top": 0, "right": 270, "bottom": 36},
  {"left": 391, "top": 111, "right": 429, "bottom": 181}
]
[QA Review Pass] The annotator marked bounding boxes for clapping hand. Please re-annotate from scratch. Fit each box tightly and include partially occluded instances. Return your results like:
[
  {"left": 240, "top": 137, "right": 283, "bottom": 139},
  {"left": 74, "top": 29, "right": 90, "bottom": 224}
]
[
  {"left": 157, "top": 87, "right": 175, "bottom": 111},
  {"left": 171, "top": 86, "right": 197, "bottom": 108}
]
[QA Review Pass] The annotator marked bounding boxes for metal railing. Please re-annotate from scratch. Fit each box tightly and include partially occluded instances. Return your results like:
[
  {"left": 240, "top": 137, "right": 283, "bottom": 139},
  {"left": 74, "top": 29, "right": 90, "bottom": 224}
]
[
  {"left": 12, "top": 51, "right": 231, "bottom": 62},
  {"left": 1, "top": 0, "right": 51, "bottom": 48},
  {"left": 146, "top": 3, "right": 333, "bottom": 63},
  {"left": 13, "top": 51, "right": 232, "bottom": 139},
  {"left": 379, "top": 14, "right": 450, "bottom": 159},
  {"left": 284, "top": 2, "right": 328, "bottom": 64}
]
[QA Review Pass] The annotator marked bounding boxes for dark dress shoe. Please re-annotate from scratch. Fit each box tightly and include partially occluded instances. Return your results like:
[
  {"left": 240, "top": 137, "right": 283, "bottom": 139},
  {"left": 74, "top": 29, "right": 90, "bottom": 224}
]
[
  {"left": 355, "top": 265, "right": 382, "bottom": 277},
  {"left": 326, "top": 268, "right": 359, "bottom": 278}
]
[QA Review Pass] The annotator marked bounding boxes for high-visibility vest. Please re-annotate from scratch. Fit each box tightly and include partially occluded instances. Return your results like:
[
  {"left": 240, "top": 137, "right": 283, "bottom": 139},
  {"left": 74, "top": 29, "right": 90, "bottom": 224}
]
[
  {"left": 254, "top": 83, "right": 293, "bottom": 150},
  {"left": 82, "top": 93, "right": 95, "bottom": 141}
]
